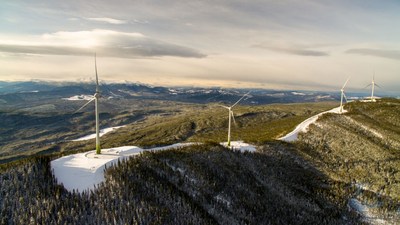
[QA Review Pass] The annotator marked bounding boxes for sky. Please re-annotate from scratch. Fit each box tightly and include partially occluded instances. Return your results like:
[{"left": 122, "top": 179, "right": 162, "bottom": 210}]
[{"left": 1, "top": 0, "right": 399, "bottom": 94}]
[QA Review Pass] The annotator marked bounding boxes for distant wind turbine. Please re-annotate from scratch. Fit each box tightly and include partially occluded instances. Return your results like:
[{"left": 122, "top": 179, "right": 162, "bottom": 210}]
[
  {"left": 365, "top": 73, "right": 380, "bottom": 102},
  {"left": 339, "top": 77, "right": 350, "bottom": 114},
  {"left": 75, "top": 53, "right": 101, "bottom": 154},
  {"left": 219, "top": 91, "right": 251, "bottom": 148}
]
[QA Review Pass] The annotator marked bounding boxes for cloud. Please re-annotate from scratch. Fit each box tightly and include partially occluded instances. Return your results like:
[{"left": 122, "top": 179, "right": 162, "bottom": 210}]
[
  {"left": 86, "top": 17, "right": 127, "bottom": 24},
  {"left": 253, "top": 43, "right": 329, "bottom": 56},
  {"left": 0, "top": 30, "right": 206, "bottom": 58},
  {"left": 346, "top": 48, "right": 400, "bottom": 60},
  {"left": 267, "top": 47, "right": 329, "bottom": 56}
]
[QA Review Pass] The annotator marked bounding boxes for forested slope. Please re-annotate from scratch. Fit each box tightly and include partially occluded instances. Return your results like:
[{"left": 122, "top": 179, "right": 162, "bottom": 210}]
[
  {"left": 294, "top": 98, "right": 400, "bottom": 222},
  {"left": 1, "top": 144, "right": 362, "bottom": 224}
]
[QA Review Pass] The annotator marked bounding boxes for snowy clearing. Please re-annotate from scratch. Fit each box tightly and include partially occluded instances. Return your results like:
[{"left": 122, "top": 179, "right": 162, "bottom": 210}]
[
  {"left": 52, "top": 141, "right": 256, "bottom": 192},
  {"left": 51, "top": 146, "right": 141, "bottom": 192},
  {"left": 279, "top": 106, "right": 344, "bottom": 142},
  {"left": 62, "top": 95, "right": 94, "bottom": 101},
  {"left": 72, "top": 126, "right": 126, "bottom": 141},
  {"left": 51, "top": 143, "right": 196, "bottom": 192},
  {"left": 220, "top": 141, "right": 257, "bottom": 152}
]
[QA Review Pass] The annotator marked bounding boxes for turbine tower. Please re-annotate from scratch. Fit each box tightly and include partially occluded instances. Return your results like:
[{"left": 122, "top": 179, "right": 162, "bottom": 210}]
[
  {"left": 75, "top": 53, "right": 101, "bottom": 154},
  {"left": 340, "top": 77, "right": 350, "bottom": 114},
  {"left": 219, "top": 91, "right": 250, "bottom": 148},
  {"left": 94, "top": 54, "right": 100, "bottom": 154}
]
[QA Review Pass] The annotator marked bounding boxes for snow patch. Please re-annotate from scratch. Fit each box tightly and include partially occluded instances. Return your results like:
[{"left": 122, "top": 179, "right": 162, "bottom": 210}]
[
  {"left": 20, "top": 90, "right": 39, "bottom": 93},
  {"left": 291, "top": 92, "right": 306, "bottom": 96},
  {"left": 215, "top": 194, "right": 232, "bottom": 207},
  {"left": 316, "top": 95, "right": 332, "bottom": 99},
  {"left": 220, "top": 141, "right": 257, "bottom": 152},
  {"left": 279, "top": 106, "right": 345, "bottom": 142},
  {"left": 72, "top": 126, "right": 126, "bottom": 141},
  {"left": 348, "top": 199, "right": 388, "bottom": 225},
  {"left": 348, "top": 96, "right": 360, "bottom": 100},
  {"left": 266, "top": 93, "right": 285, "bottom": 97},
  {"left": 62, "top": 95, "right": 93, "bottom": 101},
  {"left": 147, "top": 142, "right": 196, "bottom": 151}
]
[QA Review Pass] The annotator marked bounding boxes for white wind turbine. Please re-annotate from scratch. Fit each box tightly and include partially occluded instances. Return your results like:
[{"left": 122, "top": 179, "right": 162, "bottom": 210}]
[
  {"left": 219, "top": 91, "right": 251, "bottom": 148},
  {"left": 339, "top": 77, "right": 350, "bottom": 114},
  {"left": 365, "top": 73, "right": 380, "bottom": 102},
  {"left": 75, "top": 54, "right": 101, "bottom": 154}
]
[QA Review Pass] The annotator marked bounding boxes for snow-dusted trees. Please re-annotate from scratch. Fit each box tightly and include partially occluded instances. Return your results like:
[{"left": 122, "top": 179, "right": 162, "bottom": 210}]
[
  {"left": 295, "top": 99, "right": 400, "bottom": 221},
  {"left": 1, "top": 144, "right": 367, "bottom": 224}
]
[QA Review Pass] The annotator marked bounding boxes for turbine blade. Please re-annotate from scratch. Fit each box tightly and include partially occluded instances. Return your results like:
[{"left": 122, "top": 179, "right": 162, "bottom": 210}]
[
  {"left": 342, "top": 77, "right": 350, "bottom": 89},
  {"left": 74, "top": 97, "right": 95, "bottom": 113},
  {"left": 231, "top": 91, "right": 251, "bottom": 108},
  {"left": 364, "top": 83, "right": 372, "bottom": 89},
  {"left": 343, "top": 92, "right": 348, "bottom": 103},
  {"left": 375, "top": 83, "right": 381, "bottom": 88},
  {"left": 231, "top": 111, "right": 237, "bottom": 126},
  {"left": 217, "top": 104, "right": 230, "bottom": 109}
]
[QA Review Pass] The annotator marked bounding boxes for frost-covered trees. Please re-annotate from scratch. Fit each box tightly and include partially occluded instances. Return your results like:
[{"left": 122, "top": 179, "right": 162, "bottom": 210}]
[{"left": 1, "top": 144, "right": 365, "bottom": 224}]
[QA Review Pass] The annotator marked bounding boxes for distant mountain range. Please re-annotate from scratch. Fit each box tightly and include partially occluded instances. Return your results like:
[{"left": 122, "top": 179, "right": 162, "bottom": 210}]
[{"left": 0, "top": 80, "right": 382, "bottom": 109}]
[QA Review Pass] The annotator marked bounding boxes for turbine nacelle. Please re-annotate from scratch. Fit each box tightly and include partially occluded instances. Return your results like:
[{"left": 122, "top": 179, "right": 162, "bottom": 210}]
[
  {"left": 339, "top": 77, "right": 350, "bottom": 114},
  {"left": 366, "top": 73, "right": 380, "bottom": 102}
]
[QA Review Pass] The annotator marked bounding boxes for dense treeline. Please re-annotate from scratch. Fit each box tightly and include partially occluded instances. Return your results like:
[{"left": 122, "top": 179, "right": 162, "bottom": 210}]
[
  {"left": 1, "top": 144, "right": 364, "bottom": 224},
  {"left": 0, "top": 156, "right": 213, "bottom": 224}
]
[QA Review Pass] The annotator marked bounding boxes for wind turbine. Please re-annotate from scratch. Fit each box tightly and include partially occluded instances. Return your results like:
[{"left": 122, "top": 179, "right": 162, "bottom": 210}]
[
  {"left": 75, "top": 54, "right": 101, "bottom": 154},
  {"left": 339, "top": 77, "right": 350, "bottom": 114},
  {"left": 365, "top": 73, "right": 380, "bottom": 102},
  {"left": 219, "top": 91, "right": 251, "bottom": 148}
]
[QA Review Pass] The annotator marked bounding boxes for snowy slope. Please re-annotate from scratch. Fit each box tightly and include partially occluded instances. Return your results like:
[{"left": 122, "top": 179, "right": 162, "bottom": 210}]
[
  {"left": 62, "top": 95, "right": 94, "bottom": 101},
  {"left": 279, "top": 106, "right": 344, "bottom": 142}
]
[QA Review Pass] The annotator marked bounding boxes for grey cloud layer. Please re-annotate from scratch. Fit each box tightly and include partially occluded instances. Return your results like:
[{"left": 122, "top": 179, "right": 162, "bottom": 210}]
[
  {"left": 346, "top": 48, "right": 400, "bottom": 61},
  {"left": 253, "top": 44, "right": 329, "bottom": 56}
]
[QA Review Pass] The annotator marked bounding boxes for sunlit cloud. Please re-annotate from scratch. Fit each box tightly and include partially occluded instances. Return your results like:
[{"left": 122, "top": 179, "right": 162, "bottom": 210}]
[
  {"left": 0, "top": 30, "right": 206, "bottom": 58},
  {"left": 86, "top": 17, "right": 127, "bottom": 24},
  {"left": 253, "top": 42, "right": 330, "bottom": 57}
]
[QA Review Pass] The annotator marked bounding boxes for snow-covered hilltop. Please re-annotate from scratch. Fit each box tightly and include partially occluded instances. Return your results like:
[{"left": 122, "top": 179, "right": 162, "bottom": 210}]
[{"left": 51, "top": 142, "right": 256, "bottom": 192}]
